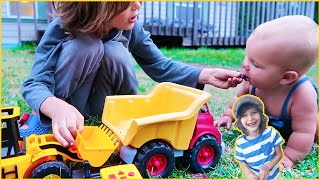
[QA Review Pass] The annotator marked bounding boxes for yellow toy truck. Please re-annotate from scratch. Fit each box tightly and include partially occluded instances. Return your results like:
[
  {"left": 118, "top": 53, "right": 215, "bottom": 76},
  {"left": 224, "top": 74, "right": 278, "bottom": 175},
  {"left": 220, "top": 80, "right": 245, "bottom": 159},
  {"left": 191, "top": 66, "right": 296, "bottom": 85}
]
[{"left": 1, "top": 82, "right": 223, "bottom": 178}]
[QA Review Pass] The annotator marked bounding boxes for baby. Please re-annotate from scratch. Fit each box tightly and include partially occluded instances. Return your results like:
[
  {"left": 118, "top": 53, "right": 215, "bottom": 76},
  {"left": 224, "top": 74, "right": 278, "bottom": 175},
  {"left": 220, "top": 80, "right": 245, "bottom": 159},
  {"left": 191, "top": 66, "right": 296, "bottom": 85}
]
[{"left": 216, "top": 15, "right": 318, "bottom": 168}]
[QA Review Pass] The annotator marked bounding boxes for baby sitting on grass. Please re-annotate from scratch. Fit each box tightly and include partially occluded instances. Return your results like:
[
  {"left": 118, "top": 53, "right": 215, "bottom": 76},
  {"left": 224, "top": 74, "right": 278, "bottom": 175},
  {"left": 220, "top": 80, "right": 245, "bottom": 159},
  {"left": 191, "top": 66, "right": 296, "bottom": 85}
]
[{"left": 216, "top": 15, "right": 318, "bottom": 169}]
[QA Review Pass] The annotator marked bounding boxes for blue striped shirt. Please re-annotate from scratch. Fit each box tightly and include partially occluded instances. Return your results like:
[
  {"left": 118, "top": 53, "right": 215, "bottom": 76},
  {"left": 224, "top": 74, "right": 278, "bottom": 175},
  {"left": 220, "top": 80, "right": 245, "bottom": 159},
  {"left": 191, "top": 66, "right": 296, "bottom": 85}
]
[{"left": 235, "top": 127, "right": 284, "bottom": 180}]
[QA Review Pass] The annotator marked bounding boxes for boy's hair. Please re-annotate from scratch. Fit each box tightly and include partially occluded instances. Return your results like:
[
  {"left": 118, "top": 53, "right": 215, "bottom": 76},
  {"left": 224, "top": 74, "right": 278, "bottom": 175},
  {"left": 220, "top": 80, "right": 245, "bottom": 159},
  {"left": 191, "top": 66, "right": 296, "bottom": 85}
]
[
  {"left": 53, "top": 2, "right": 132, "bottom": 39},
  {"left": 233, "top": 95, "right": 268, "bottom": 136}
]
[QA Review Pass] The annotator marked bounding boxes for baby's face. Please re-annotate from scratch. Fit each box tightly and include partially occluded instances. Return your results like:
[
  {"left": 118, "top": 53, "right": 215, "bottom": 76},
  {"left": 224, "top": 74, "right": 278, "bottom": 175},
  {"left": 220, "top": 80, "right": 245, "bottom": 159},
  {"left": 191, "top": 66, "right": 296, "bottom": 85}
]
[
  {"left": 242, "top": 16, "right": 318, "bottom": 89},
  {"left": 241, "top": 30, "right": 287, "bottom": 89}
]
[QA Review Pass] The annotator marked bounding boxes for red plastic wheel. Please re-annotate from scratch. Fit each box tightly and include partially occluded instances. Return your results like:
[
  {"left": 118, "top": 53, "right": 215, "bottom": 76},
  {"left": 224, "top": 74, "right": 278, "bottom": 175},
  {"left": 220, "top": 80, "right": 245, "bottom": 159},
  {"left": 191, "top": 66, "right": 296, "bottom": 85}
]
[
  {"left": 197, "top": 145, "right": 214, "bottom": 165},
  {"left": 186, "top": 135, "right": 221, "bottom": 173},
  {"left": 146, "top": 154, "right": 167, "bottom": 176},
  {"left": 134, "top": 141, "right": 174, "bottom": 178}
]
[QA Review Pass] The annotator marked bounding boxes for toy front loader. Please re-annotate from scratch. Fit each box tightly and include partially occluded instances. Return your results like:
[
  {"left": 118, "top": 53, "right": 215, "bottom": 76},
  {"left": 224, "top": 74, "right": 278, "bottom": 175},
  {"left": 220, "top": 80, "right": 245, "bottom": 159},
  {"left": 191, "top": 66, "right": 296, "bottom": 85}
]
[{"left": 1, "top": 107, "right": 121, "bottom": 178}]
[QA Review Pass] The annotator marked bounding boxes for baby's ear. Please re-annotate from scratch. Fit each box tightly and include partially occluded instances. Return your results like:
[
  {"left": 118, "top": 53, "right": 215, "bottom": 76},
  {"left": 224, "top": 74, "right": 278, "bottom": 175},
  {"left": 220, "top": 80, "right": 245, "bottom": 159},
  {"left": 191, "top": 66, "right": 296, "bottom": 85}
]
[{"left": 280, "top": 71, "right": 298, "bottom": 85}]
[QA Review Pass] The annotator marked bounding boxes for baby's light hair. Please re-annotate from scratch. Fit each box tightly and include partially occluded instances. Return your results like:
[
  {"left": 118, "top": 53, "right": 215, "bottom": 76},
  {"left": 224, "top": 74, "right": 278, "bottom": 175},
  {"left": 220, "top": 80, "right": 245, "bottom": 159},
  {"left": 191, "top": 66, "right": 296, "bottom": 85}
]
[
  {"left": 251, "top": 15, "right": 318, "bottom": 76},
  {"left": 289, "top": 16, "right": 318, "bottom": 75}
]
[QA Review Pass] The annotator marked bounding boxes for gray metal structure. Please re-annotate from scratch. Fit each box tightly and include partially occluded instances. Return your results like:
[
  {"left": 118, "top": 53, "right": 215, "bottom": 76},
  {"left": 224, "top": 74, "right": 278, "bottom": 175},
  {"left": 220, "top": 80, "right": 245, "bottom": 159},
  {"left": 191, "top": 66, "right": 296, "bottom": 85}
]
[
  {"left": 3, "top": 1, "right": 317, "bottom": 47},
  {"left": 139, "top": 1, "right": 316, "bottom": 46}
]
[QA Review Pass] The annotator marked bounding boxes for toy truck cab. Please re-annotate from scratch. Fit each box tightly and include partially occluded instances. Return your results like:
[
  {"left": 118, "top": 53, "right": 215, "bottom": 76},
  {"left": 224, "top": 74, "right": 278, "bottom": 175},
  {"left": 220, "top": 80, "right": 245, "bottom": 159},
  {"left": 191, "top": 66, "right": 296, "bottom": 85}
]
[
  {"left": 102, "top": 82, "right": 222, "bottom": 178},
  {"left": 1, "top": 107, "right": 77, "bottom": 179},
  {"left": 187, "top": 103, "right": 223, "bottom": 173}
]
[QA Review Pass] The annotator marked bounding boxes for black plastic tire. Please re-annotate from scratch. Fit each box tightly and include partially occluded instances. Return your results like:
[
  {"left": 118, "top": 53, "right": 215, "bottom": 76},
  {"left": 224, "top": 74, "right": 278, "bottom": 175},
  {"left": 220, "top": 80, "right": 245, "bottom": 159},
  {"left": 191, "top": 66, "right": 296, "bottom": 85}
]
[
  {"left": 133, "top": 141, "right": 175, "bottom": 178},
  {"left": 185, "top": 134, "right": 221, "bottom": 173},
  {"left": 30, "top": 161, "right": 71, "bottom": 178}
]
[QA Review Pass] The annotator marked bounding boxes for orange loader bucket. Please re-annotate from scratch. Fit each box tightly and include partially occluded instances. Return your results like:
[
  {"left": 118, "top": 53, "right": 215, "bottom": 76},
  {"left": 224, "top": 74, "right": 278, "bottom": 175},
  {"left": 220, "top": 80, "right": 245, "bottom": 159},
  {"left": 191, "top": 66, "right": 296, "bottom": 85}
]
[{"left": 75, "top": 125, "right": 120, "bottom": 167}]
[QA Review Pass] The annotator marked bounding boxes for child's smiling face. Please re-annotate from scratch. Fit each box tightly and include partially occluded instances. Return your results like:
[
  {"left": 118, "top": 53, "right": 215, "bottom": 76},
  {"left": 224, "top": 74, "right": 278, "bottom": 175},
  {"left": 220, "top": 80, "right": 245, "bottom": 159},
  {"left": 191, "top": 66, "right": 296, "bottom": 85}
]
[{"left": 240, "top": 107, "right": 261, "bottom": 135}]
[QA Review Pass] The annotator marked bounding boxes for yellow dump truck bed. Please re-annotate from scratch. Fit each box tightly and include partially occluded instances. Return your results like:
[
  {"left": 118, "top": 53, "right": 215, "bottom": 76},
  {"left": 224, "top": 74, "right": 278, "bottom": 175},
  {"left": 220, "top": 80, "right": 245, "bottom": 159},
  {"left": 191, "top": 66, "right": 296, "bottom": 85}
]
[{"left": 102, "top": 82, "right": 212, "bottom": 150}]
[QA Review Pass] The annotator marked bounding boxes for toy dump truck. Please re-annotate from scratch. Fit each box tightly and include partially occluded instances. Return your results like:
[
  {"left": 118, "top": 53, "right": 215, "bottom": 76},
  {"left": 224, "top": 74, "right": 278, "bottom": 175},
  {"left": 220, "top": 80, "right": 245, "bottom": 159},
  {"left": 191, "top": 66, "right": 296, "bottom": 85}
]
[{"left": 101, "top": 82, "right": 222, "bottom": 178}]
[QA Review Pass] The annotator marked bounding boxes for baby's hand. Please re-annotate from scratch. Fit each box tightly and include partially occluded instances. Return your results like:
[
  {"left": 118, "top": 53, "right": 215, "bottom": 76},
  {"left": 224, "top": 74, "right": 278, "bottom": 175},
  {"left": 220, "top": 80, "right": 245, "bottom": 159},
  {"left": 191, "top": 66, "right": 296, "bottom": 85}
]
[
  {"left": 215, "top": 115, "right": 233, "bottom": 129},
  {"left": 281, "top": 155, "right": 294, "bottom": 169}
]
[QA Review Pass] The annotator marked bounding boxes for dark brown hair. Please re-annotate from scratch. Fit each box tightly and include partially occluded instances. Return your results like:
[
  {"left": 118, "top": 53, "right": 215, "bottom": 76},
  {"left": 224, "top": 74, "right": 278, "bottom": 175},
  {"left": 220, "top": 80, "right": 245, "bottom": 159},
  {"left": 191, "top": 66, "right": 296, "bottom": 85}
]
[
  {"left": 234, "top": 103, "right": 267, "bottom": 136},
  {"left": 53, "top": 2, "right": 132, "bottom": 39}
]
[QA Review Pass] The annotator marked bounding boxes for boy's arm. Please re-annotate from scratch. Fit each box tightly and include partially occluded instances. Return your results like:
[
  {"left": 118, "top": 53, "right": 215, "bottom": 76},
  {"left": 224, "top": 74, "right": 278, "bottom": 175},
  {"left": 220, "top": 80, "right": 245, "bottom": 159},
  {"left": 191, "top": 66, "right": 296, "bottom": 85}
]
[
  {"left": 259, "top": 146, "right": 283, "bottom": 180},
  {"left": 215, "top": 81, "right": 250, "bottom": 129},
  {"left": 21, "top": 18, "right": 68, "bottom": 123},
  {"left": 129, "top": 22, "right": 242, "bottom": 89},
  {"left": 129, "top": 22, "right": 203, "bottom": 89},
  {"left": 283, "top": 84, "right": 317, "bottom": 168},
  {"left": 239, "top": 162, "right": 260, "bottom": 180}
]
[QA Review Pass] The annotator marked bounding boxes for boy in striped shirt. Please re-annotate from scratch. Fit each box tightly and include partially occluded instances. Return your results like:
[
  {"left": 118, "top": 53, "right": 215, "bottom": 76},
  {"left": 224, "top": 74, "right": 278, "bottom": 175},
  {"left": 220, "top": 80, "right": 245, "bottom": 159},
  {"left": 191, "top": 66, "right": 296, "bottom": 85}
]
[{"left": 233, "top": 95, "right": 284, "bottom": 180}]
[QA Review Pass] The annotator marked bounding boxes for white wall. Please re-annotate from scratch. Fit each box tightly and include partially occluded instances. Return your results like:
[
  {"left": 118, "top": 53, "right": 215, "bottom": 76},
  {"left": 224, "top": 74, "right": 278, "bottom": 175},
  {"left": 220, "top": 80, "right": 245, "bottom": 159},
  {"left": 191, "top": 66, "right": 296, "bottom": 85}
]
[{"left": 2, "top": 22, "right": 47, "bottom": 44}]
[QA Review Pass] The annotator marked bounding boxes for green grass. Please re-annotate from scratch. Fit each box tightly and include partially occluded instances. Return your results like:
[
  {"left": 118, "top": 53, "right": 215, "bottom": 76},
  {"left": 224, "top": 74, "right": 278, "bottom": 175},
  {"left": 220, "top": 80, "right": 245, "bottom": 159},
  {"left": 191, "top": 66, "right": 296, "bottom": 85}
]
[
  {"left": 160, "top": 47, "right": 245, "bottom": 68},
  {"left": 1, "top": 46, "right": 318, "bottom": 179}
]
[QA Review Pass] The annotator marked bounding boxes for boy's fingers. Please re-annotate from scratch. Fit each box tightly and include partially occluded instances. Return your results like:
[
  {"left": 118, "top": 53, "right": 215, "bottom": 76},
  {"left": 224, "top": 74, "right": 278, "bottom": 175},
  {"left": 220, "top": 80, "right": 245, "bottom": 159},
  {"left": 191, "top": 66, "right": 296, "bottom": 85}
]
[
  {"left": 77, "top": 117, "right": 84, "bottom": 133},
  {"left": 66, "top": 115, "right": 77, "bottom": 138},
  {"left": 226, "top": 78, "right": 233, "bottom": 88},
  {"left": 52, "top": 124, "right": 68, "bottom": 147},
  {"left": 231, "top": 77, "right": 239, "bottom": 87},
  {"left": 226, "top": 77, "right": 241, "bottom": 88},
  {"left": 222, "top": 78, "right": 234, "bottom": 89},
  {"left": 76, "top": 111, "right": 84, "bottom": 133},
  {"left": 249, "top": 173, "right": 257, "bottom": 180},
  {"left": 57, "top": 117, "right": 75, "bottom": 146},
  {"left": 260, "top": 173, "right": 267, "bottom": 180},
  {"left": 224, "top": 70, "right": 241, "bottom": 78},
  {"left": 59, "top": 127, "right": 75, "bottom": 146}
]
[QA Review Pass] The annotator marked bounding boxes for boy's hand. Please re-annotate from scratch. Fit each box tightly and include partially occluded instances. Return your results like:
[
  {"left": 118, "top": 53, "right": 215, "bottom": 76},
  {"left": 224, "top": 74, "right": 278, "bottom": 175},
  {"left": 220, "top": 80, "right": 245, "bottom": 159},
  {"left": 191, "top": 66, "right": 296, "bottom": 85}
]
[
  {"left": 259, "top": 165, "right": 270, "bottom": 180},
  {"left": 40, "top": 97, "right": 84, "bottom": 147},
  {"left": 248, "top": 172, "right": 259, "bottom": 180},
  {"left": 215, "top": 115, "right": 233, "bottom": 129},
  {"left": 198, "top": 68, "right": 243, "bottom": 89}
]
